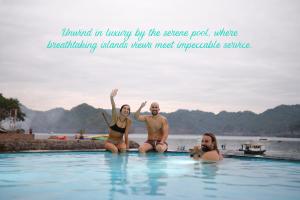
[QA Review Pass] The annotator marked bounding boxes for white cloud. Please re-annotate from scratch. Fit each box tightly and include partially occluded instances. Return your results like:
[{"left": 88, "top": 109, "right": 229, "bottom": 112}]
[{"left": 0, "top": 0, "right": 299, "bottom": 113}]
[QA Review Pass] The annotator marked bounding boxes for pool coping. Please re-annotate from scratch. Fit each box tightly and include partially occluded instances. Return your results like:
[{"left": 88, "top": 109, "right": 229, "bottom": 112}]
[{"left": 2, "top": 149, "right": 299, "bottom": 162}]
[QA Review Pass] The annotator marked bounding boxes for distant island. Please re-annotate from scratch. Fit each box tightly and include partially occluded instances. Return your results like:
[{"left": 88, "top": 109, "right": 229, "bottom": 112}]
[{"left": 11, "top": 103, "right": 300, "bottom": 137}]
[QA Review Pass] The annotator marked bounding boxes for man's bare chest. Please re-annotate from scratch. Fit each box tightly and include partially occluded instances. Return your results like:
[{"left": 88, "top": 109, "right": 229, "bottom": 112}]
[{"left": 146, "top": 118, "right": 162, "bottom": 131}]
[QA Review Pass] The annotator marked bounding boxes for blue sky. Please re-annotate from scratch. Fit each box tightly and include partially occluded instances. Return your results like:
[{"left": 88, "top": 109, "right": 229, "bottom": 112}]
[{"left": 0, "top": 0, "right": 299, "bottom": 113}]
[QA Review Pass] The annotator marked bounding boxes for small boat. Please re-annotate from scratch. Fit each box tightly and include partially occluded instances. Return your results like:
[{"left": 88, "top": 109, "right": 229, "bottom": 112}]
[
  {"left": 239, "top": 143, "right": 266, "bottom": 155},
  {"left": 48, "top": 135, "right": 67, "bottom": 140},
  {"left": 86, "top": 134, "right": 109, "bottom": 140},
  {"left": 0, "top": 127, "right": 8, "bottom": 133},
  {"left": 259, "top": 138, "right": 268, "bottom": 141}
]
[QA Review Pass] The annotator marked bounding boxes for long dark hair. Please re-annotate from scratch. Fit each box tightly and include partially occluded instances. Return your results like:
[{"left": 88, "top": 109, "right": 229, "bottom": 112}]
[
  {"left": 203, "top": 132, "right": 219, "bottom": 154},
  {"left": 120, "top": 104, "right": 130, "bottom": 115}
]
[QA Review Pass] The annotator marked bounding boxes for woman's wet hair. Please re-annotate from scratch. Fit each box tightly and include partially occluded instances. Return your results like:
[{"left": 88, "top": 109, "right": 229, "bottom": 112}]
[
  {"left": 120, "top": 104, "right": 130, "bottom": 115},
  {"left": 203, "top": 132, "right": 219, "bottom": 154}
]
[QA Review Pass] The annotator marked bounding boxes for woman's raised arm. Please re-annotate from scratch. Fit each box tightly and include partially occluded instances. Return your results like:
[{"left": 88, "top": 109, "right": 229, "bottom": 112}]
[{"left": 110, "top": 89, "right": 118, "bottom": 124}]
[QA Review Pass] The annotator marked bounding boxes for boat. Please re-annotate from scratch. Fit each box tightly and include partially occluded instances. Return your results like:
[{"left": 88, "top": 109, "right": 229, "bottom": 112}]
[
  {"left": 86, "top": 134, "right": 109, "bottom": 141},
  {"left": 48, "top": 135, "right": 67, "bottom": 140},
  {"left": 259, "top": 138, "right": 268, "bottom": 141},
  {"left": 0, "top": 127, "right": 8, "bottom": 133},
  {"left": 239, "top": 143, "right": 266, "bottom": 155}
]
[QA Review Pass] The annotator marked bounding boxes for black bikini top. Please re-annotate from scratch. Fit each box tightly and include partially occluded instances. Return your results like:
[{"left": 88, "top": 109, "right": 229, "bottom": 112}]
[{"left": 110, "top": 123, "right": 126, "bottom": 134}]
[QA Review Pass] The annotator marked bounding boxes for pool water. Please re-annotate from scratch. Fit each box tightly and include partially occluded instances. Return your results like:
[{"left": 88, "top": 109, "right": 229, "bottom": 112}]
[{"left": 0, "top": 152, "right": 299, "bottom": 200}]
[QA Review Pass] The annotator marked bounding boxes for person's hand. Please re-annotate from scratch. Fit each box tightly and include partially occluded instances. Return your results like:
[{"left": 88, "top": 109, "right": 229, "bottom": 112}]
[
  {"left": 140, "top": 101, "right": 147, "bottom": 108},
  {"left": 110, "top": 89, "right": 118, "bottom": 98}
]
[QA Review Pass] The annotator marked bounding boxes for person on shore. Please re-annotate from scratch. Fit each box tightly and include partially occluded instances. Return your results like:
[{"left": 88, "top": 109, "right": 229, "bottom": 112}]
[
  {"left": 75, "top": 130, "right": 85, "bottom": 140},
  {"left": 104, "top": 89, "right": 132, "bottom": 153},
  {"left": 134, "top": 102, "right": 169, "bottom": 153},
  {"left": 75, "top": 133, "right": 84, "bottom": 140},
  {"left": 190, "top": 133, "right": 223, "bottom": 161}
]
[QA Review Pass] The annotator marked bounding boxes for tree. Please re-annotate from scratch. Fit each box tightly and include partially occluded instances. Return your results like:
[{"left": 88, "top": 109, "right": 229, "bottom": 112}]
[{"left": 0, "top": 94, "right": 26, "bottom": 125}]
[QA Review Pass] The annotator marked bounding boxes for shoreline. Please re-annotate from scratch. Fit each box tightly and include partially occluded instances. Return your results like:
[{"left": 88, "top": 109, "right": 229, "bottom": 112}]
[
  {"left": 34, "top": 132, "right": 300, "bottom": 141},
  {"left": 2, "top": 149, "right": 300, "bottom": 162},
  {"left": 1, "top": 133, "right": 300, "bottom": 160}
]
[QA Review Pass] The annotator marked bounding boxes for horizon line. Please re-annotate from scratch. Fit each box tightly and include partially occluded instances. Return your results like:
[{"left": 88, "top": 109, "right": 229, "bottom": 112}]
[{"left": 21, "top": 103, "right": 300, "bottom": 115}]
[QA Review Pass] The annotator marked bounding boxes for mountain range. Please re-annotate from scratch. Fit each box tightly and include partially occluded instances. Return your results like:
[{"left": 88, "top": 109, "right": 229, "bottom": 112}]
[{"left": 16, "top": 104, "right": 300, "bottom": 137}]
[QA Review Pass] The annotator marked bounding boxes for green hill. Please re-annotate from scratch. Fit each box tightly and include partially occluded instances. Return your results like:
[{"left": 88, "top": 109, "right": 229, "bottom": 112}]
[{"left": 20, "top": 104, "right": 300, "bottom": 137}]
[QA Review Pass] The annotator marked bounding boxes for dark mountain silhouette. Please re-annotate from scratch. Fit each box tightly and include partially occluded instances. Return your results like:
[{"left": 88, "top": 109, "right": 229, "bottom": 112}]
[
  {"left": 20, "top": 104, "right": 300, "bottom": 137},
  {"left": 20, "top": 103, "right": 111, "bottom": 133},
  {"left": 163, "top": 105, "right": 300, "bottom": 137}
]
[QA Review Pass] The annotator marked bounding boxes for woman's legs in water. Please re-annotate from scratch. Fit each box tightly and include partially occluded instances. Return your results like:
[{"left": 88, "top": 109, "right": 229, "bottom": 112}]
[
  {"left": 104, "top": 141, "right": 119, "bottom": 153},
  {"left": 117, "top": 142, "right": 127, "bottom": 153}
]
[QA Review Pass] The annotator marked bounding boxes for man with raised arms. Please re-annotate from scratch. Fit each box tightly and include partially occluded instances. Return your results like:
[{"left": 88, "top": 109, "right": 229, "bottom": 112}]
[{"left": 134, "top": 102, "right": 169, "bottom": 153}]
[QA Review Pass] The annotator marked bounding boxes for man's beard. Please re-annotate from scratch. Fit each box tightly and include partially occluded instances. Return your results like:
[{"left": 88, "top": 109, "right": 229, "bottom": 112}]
[
  {"left": 151, "top": 111, "right": 158, "bottom": 116},
  {"left": 201, "top": 145, "right": 212, "bottom": 152}
]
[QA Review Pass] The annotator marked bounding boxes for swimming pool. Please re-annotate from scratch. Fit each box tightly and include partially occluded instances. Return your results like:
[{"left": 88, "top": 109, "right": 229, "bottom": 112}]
[{"left": 0, "top": 152, "right": 299, "bottom": 200}]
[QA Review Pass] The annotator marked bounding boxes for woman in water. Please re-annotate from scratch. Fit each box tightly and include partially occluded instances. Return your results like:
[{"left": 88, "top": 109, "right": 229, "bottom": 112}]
[{"left": 104, "top": 89, "right": 132, "bottom": 153}]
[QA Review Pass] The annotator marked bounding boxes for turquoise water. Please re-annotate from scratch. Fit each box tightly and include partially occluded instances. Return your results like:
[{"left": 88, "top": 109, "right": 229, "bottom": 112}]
[{"left": 0, "top": 152, "right": 299, "bottom": 200}]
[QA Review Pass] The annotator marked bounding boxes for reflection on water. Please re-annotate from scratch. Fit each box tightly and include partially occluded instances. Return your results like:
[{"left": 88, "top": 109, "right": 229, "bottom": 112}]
[
  {"left": 130, "top": 153, "right": 168, "bottom": 197},
  {"left": 104, "top": 153, "right": 169, "bottom": 199},
  {"left": 105, "top": 153, "right": 129, "bottom": 200},
  {"left": 104, "top": 152, "right": 222, "bottom": 199},
  {"left": 191, "top": 161, "right": 219, "bottom": 199},
  {"left": 144, "top": 154, "right": 168, "bottom": 196},
  {"left": 201, "top": 162, "right": 219, "bottom": 198}
]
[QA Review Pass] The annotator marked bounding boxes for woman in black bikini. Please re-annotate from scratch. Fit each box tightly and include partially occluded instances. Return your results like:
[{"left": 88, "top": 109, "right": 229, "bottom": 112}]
[{"left": 104, "top": 89, "right": 132, "bottom": 153}]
